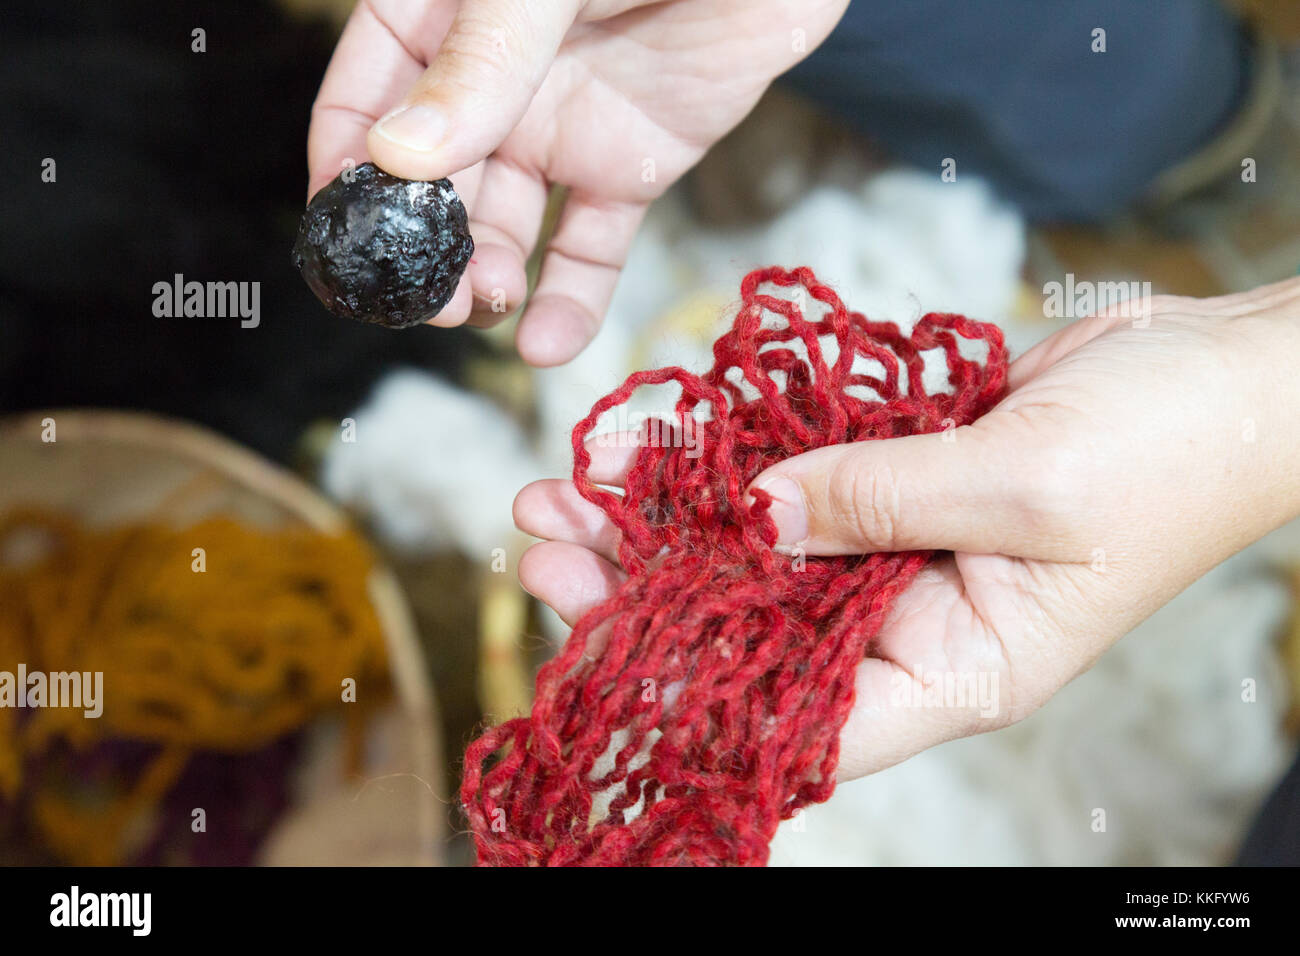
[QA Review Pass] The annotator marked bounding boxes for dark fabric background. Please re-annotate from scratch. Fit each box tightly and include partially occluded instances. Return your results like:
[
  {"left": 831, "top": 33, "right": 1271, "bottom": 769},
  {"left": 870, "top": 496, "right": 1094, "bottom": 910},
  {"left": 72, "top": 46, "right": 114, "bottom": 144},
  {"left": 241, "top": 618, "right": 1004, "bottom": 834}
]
[
  {"left": 785, "top": 0, "right": 1251, "bottom": 221},
  {"left": 0, "top": 1, "right": 483, "bottom": 463}
]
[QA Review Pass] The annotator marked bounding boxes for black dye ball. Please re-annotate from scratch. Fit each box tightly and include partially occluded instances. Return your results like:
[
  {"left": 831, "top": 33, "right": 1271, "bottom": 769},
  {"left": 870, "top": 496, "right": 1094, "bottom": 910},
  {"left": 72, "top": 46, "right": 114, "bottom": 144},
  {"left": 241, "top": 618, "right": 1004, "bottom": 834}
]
[{"left": 293, "top": 162, "right": 474, "bottom": 329}]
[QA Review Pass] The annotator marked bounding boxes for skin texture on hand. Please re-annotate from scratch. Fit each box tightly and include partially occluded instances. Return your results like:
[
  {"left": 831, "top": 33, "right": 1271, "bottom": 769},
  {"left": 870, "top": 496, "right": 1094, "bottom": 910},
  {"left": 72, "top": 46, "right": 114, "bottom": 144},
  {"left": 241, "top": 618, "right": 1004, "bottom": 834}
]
[
  {"left": 514, "top": 278, "right": 1300, "bottom": 781},
  {"left": 307, "top": 0, "right": 849, "bottom": 365}
]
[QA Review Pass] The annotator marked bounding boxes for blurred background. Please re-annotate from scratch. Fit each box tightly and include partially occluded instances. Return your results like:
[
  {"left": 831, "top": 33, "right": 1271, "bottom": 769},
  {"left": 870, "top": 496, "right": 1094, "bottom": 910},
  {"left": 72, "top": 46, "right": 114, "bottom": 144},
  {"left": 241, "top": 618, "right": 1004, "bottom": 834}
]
[{"left": 1, "top": 0, "right": 1299, "bottom": 866}]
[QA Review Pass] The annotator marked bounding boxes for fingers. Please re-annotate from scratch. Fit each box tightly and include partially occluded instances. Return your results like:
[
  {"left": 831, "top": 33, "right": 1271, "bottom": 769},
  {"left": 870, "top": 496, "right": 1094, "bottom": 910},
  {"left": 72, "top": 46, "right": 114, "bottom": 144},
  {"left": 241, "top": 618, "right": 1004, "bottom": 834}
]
[
  {"left": 462, "top": 235, "right": 527, "bottom": 329},
  {"left": 513, "top": 479, "right": 621, "bottom": 563},
  {"left": 463, "top": 156, "right": 548, "bottom": 327},
  {"left": 306, "top": 1, "right": 432, "bottom": 199},
  {"left": 311, "top": 0, "right": 643, "bottom": 362},
  {"left": 511, "top": 435, "right": 655, "bottom": 631},
  {"left": 580, "top": 434, "right": 650, "bottom": 485},
  {"left": 516, "top": 196, "right": 649, "bottom": 367},
  {"left": 511, "top": 435, "right": 660, "bottom": 568},
  {"left": 837, "top": 564, "right": 980, "bottom": 778},
  {"left": 308, "top": 0, "right": 550, "bottom": 329},
  {"left": 834, "top": 658, "right": 980, "bottom": 780},
  {"left": 368, "top": 0, "right": 581, "bottom": 182},
  {"left": 425, "top": 269, "right": 476, "bottom": 327},
  {"left": 836, "top": 555, "right": 1024, "bottom": 781},
  {"left": 747, "top": 425, "right": 1040, "bottom": 557},
  {"left": 517, "top": 540, "right": 625, "bottom": 627}
]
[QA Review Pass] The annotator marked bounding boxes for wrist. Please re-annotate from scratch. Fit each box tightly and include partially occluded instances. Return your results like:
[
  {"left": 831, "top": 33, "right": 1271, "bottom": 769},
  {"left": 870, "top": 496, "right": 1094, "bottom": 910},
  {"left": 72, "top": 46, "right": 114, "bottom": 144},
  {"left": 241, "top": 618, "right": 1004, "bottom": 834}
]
[{"left": 1232, "top": 306, "right": 1300, "bottom": 527}]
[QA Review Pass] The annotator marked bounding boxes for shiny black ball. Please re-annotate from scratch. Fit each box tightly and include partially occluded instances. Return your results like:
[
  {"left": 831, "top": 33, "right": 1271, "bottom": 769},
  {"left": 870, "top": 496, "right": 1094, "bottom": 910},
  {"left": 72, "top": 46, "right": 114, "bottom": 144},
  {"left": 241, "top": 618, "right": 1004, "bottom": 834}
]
[{"left": 293, "top": 163, "right": 473, "bottom": 329}]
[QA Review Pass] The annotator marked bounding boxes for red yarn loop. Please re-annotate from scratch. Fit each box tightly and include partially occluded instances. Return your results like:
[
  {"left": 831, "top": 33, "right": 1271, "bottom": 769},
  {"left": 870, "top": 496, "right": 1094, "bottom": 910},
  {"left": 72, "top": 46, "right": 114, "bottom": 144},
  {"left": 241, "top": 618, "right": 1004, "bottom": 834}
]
[{"left": 462, "top": 265, "right": 1008, "bottom": 866}]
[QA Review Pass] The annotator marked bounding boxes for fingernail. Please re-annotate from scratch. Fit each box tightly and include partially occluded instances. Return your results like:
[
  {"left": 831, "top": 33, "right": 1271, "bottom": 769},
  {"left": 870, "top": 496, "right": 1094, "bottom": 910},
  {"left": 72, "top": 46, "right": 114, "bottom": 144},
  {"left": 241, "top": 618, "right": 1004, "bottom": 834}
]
[
  {"left": 373, "top": 104, "right": 446, "bottom": 152},
  {"left": 756, "top": 477, "right": 808, "bottom": 546}
]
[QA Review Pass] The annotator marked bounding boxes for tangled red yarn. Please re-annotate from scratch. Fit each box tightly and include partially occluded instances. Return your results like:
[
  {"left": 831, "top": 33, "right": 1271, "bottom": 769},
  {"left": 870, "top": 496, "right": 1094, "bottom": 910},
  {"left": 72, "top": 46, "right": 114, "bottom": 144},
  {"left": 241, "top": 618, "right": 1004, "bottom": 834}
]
[{"left": 462, "top": 265, "right": 1008, "bottom": 866}]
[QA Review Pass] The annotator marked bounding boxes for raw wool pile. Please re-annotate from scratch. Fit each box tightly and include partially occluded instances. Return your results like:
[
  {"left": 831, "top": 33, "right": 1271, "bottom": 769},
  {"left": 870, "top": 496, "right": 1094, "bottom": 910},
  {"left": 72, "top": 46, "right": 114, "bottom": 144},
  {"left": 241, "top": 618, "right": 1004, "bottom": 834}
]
[
  {"left": 321, "top": 370, "right": 544, "bottom": 559},
  {"left": 461, "top": 265, "right": 1009, "bottom": 866}
]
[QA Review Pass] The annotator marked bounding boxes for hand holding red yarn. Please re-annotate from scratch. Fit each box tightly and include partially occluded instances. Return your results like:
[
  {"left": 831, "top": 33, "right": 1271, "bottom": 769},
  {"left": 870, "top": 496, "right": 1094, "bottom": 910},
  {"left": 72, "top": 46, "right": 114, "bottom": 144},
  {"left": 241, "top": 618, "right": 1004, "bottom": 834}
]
[
  {"left": 514, "top": 272, "right": 1300, "bottom": 829},
  {"left": 466, "top": 266, "right": 1009, "bottom": 865}
]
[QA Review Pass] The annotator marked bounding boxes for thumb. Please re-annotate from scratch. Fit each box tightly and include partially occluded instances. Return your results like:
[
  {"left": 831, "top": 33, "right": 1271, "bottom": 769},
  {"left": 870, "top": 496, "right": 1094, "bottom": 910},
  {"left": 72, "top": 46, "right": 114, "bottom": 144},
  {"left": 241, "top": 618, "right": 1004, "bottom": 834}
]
[
  {"left": 367, "top": 0, "right": 581, "bottom": 180},
  {"left": 748, "top": 426, "right": 1032, "bottom": 557}
]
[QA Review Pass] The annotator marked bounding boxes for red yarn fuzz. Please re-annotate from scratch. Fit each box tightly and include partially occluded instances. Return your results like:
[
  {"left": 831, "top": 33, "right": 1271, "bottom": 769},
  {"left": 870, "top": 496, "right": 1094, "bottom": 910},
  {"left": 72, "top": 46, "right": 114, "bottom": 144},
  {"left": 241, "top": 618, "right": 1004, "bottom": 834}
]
[{"left": 462, "top": 266, "right": 1009, "bottom": 866}]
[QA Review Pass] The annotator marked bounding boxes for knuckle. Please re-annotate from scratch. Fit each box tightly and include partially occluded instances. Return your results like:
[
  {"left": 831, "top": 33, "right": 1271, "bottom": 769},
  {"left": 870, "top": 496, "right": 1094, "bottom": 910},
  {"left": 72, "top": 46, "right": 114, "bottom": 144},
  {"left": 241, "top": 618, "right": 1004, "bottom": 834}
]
[
  {"left": 829, "top": 454, "right": 901, "bottom": 550},
  {"left": 984, "top": 407, "right": 1093, "bottom": 547},
  {"left": 1011, "top": 444, "right": 1092, "bottom": 543},
  {"left": 435, "top": 42, "right": 513, "bottom": 89},
  {"left": 438, "top": 11, "right": 532, "bottom": 85},
  {"left": 952, "top": 704, "right": 1005, "bottom": 741}
]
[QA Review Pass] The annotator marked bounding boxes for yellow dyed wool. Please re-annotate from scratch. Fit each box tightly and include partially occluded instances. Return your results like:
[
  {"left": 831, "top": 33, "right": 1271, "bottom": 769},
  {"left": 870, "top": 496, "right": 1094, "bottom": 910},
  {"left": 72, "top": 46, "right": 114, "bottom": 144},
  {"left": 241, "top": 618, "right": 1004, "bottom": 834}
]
[{"left": 0, "top": 510, "right": 388, "bottom": 864}]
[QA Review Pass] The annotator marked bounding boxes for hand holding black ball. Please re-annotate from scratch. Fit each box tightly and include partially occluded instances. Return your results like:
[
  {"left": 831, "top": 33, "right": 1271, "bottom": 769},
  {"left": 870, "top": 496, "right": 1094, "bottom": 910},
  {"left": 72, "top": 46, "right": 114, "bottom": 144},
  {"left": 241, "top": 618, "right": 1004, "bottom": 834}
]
[
  {"left": 293, "top": 162, "right": 473, "bottom": 329},
  {"left": 303, "top": 1, "right": 846, "bottom": 363}
]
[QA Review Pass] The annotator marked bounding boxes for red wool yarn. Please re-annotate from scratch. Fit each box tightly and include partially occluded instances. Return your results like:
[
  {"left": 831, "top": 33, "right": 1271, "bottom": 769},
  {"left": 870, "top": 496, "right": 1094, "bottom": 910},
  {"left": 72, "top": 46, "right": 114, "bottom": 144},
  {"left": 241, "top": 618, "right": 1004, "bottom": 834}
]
[{"left": 462, "top": 265, "right": 1008, "bottom": 866}]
